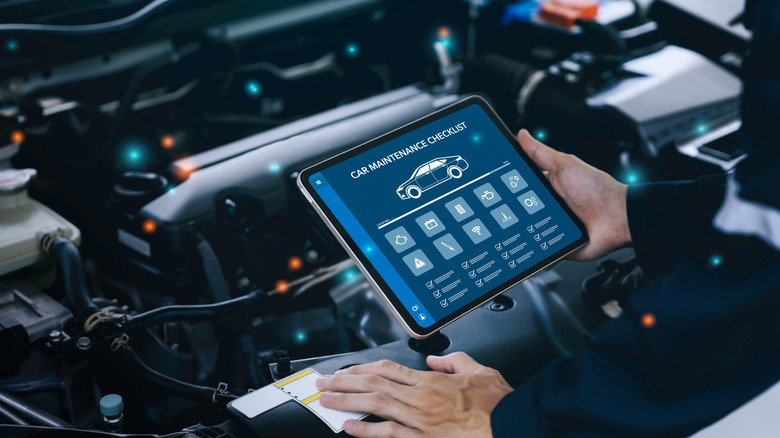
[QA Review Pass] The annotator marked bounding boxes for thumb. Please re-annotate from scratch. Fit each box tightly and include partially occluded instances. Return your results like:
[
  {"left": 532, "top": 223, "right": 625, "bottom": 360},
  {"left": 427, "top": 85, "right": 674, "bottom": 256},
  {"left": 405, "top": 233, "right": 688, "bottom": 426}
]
[
  {"left": 427, "top": 352, "right": 485, "bottom": 375},
  {"left": 517, "top": 129, "right": 559, "bottom": 172}
]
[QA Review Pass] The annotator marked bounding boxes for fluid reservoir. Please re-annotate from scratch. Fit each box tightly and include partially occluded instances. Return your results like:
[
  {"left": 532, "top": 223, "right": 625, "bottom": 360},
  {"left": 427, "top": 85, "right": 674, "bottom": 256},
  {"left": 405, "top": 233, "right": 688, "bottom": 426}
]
[{"left": 0, "top": 168, "right": 81, "bottom": 276}]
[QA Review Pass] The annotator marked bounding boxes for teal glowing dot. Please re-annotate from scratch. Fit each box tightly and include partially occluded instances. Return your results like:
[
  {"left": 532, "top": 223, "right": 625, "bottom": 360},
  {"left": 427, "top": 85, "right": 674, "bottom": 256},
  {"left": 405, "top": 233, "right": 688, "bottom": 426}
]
[
  {"left": 696, "top": 123, "right": 707, "bottom": 135},
  {"left": 472, "top": 134, "right": 481, "bottom": 143},
  {"left": 365, "top": 245, "right": 373, "bottom": 254},
  {"left": 126, "top": 148, "right": 143, "bottom": 164},
  {"left": 245, "top": 80, "right": 262, "bottom": 97},
  {"left": 535, "top": 129, "right": 547, "bottom": 141},
  {"left": 440, "top": 38, "right": 452, "bottom": 48},
  {"left": 6, "top": 38, "right": 19, "bottom": 52},
  {"left": 269, "top": 163, "right": 281, "bottom": 173},
  {"left": 710, "top": 254, "right": 723, "bottom": 267},
  {"left": 626, "top": 172, "right": 639, "bottom": 184},
  {"left": 295, "top": 331, "right": 307, "bottom": 342},
  {"left": 344, "top": 42, "right": 360, "bottom": 58}
]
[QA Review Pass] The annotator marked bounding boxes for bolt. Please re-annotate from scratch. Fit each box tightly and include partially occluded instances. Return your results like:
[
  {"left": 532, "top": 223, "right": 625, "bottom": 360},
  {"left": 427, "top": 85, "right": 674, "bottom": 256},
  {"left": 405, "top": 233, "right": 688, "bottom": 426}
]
[
  {"left": 76, "top": 336, "right": 92, "bottom": 350},
  {"left": 49, "top": 330, "right": 64, "bottom": 343}
]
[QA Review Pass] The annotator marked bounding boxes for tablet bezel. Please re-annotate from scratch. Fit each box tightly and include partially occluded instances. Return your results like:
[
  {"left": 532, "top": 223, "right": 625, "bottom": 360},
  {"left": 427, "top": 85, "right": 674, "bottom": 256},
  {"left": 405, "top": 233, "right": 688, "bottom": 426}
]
[{"left": 297, "top": 96, "right": 588, "bottom": 338}]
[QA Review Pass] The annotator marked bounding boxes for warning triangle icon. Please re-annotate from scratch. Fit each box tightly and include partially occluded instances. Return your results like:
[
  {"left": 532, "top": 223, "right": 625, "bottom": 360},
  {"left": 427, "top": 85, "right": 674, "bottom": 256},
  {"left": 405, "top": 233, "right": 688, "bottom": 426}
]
[{"left": 414, "top": 258, "right": 426, "bottom": 269}]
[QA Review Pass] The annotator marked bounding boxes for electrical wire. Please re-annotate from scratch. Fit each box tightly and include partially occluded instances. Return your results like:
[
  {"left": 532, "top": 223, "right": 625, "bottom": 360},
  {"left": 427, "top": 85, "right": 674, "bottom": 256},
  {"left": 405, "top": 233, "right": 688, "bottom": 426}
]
[{"left": 0, "top": 0, "right": 177, "bottom": 35}]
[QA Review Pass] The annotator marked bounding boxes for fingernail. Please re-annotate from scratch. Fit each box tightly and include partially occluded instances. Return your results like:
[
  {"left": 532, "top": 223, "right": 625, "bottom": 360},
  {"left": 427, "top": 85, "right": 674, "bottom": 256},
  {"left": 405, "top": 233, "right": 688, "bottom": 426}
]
[
  {"left": 320, "top": 391, "right": 333, "bottom": 403},
  {"left": 316, "top": 376, "right": 328, "bottom": 389},
  {"left": 335, "top": 369, "right": 346, "bottom": 375},
  {"left": 344, "top": 420, "right": 355, "bottom": 433}
]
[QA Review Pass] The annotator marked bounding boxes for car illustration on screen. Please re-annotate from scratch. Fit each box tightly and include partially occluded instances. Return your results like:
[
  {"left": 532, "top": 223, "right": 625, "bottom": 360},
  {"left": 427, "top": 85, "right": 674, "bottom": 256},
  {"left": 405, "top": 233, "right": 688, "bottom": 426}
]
[{"left": 396, "top": 156, "right": 469, "bottom": 200}]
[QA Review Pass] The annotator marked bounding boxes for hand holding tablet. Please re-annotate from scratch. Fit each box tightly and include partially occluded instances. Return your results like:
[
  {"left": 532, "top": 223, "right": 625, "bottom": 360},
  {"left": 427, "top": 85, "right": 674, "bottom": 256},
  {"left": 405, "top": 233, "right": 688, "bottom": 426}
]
[{"left": 298, "top": 96, "right": 588, "bottom": 338}]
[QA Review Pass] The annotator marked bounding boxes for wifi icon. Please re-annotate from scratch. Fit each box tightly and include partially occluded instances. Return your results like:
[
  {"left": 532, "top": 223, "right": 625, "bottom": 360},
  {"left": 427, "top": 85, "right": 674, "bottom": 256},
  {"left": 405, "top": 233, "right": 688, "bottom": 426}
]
[{"left": 463, "top": 219, "right": 491, "bottom": 243}]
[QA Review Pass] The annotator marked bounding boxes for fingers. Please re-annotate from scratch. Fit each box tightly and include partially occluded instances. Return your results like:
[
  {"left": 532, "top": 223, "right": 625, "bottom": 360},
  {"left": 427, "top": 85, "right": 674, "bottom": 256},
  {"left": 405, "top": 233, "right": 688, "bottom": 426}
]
[
  {"left": 426, "top": 352, "right": 486, "bottom": 375},
  {"left": 319, "top": 391, "right": 414, "bottom": 425},
  {"left": 317, "top": 373, "right": 418, "bottom": 405},
  {"left": 342, "top": 419, "right": 421, "bottom": 438},
  {"left": 335, "top": 359, "right": 421, "bottom": 386},
  {"left": 517, "top": 129, "right": 560, "bottom": 172}
]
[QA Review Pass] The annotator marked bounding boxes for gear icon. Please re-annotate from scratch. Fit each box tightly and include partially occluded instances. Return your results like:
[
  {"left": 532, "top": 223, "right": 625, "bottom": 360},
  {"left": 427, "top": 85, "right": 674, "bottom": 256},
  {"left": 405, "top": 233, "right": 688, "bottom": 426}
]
[{"left": 395, "top": 234, "right": 408, "bottom": 246}]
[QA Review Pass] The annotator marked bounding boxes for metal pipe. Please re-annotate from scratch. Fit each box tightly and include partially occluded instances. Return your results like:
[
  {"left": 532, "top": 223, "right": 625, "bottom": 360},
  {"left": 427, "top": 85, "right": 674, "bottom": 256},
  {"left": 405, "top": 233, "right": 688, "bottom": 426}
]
[
  {"left": 0, "top": 390, "right": 70, "bottom": 428},
  {"left": 0, "top": 402, "right": 28, "bottom": 425}
]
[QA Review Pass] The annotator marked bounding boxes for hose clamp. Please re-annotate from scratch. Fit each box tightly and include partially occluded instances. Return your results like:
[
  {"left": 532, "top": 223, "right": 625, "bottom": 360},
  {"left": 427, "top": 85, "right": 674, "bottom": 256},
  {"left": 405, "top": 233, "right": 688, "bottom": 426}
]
[
  {"left": 213, "top": 382, "right": 229, "bottom": 403},
  {"left": 84, "top": 311, "right": 112, "bottom": 332},
  {"left": 110, "top": 333, "right": 130, "bottom": 352}
]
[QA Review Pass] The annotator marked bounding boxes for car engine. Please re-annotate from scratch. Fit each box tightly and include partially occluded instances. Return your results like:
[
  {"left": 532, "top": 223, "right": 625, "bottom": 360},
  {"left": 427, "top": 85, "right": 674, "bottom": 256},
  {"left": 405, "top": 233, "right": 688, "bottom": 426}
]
[{"left": 0, "top": 0, "right": 749, "bottom": 436}]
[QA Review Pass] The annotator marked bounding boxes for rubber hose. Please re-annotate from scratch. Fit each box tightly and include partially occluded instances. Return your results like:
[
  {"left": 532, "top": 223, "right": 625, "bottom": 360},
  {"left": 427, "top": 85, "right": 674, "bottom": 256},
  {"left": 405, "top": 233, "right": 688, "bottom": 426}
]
[
  {"left": 115, "top": 346, "right": 222, "bottom": 402},
  {"left": 124, "top": 291, "right": 261, "bottom": 334},
  {"left": 46, "top": 237, "right": 100, "bottom": 323}
]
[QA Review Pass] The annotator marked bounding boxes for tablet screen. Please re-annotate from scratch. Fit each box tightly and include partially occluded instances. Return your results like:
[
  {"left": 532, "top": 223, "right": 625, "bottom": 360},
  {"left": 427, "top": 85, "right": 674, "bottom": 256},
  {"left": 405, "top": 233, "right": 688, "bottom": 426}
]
[{"left": 299, "top": 97, "right": 587, "bottom": 337}]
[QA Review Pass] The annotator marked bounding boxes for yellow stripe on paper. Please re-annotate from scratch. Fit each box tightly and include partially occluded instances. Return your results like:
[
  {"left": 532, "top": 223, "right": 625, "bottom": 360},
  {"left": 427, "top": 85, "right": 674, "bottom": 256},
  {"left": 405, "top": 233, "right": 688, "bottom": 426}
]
[
  {"left": 302, "top": 392, "right": 322, "bottom": 405},
  {"left": 274, "top": 369, "right": 314, "bottom": 388}
]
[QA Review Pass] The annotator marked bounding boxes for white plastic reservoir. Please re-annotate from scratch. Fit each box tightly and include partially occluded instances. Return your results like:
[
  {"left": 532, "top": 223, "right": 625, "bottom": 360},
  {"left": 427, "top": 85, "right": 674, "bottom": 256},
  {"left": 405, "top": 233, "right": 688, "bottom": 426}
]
[{"left": 0, "top": 168, "right": 81, "bottom": 276}]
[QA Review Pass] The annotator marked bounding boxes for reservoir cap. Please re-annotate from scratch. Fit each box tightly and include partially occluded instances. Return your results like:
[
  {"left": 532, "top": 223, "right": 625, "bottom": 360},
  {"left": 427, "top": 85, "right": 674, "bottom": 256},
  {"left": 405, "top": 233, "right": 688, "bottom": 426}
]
[{"left": 100, "top": 394, "right": 124, "bottom": 417}]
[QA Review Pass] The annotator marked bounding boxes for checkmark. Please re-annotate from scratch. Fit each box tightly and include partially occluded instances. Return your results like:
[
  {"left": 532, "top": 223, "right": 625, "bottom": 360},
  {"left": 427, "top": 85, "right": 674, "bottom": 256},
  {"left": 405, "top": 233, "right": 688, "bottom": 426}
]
[
  {"left": 495, "top": 243, "right": 502, "bottom": 250},
  {"left": 426, "top": 281, "right": 434, "bottom": 289}
]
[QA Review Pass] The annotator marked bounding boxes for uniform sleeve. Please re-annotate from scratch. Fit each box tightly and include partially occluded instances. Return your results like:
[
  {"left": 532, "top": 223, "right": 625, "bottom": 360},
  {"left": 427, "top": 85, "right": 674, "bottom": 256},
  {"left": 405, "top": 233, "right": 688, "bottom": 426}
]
[
  {"left": 491, "top": 232, "right": 780, "bottom": 437},
  {"left": 625, "top": 175, "right": 725, "bottom": 279}
]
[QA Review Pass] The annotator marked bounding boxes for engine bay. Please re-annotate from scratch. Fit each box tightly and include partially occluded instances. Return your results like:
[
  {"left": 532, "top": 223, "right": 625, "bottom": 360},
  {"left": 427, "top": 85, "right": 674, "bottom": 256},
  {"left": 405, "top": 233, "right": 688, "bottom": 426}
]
[{"left": 0, "top": 0, "right": 750, "bottom": 435}]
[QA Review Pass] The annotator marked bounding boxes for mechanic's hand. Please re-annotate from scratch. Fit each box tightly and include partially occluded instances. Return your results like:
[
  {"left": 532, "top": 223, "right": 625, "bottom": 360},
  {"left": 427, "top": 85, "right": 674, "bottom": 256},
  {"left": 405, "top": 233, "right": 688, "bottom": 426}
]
[
  {"left": 517, "top": 129, "right": 631, "bottom": 261},
  {"left": 316, "top": 352, "right": 512, "bottom": 437}
]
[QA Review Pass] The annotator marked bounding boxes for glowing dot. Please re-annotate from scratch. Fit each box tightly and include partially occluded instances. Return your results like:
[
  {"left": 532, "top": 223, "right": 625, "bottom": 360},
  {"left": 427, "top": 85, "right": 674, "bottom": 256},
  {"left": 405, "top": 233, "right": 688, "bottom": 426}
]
[
  {"left": 245, "top": 80, "right": 262, "bottom": 97},
  {"left": 160, "top": 134, "right": 175, "bottom": 150},
  {"left": 437, "top": 26, "right": 452, "bottom": 40},
  {"left": 141, "top": 219, "right": 158, "bottom": 234},
  {"left": 344, "top": 42, "right": 360, "bottom": 58},
  {"left": 696, "top": 123, "right": 707, "bottom": 135},
  {"left": 295, "top": 331, "right": 307, "bottom": 342},
  {"left": 275, "top": 279, "right": 290, "bottom": 294},
  {"left": 269, "top": 163, "right": 281, "bottom": 173},
  {"left": 710, "top": 254, "right": 723, "bottom": 267},
  {"left": 472, "top": 134, "right": 481, "bottom": 143},
  {"left": 640, "top": 312, "right": 656, "bottom": 328},
  {"left": 173, "top": 156, "right": 197, "bottom": 182},
  {"left": 535, "top": 129, "right": 547, "bottom": 141},
  {"left": 364, "top": 245, "right": 373, "bottom": 254},
  {"left": 6, "top": 38, "right": 19, "bottom": 52},
  {"left": 342, "top": 268, "right": 358, "bottom": 282},
  {"left": 288, "top": 256, "right": 303, "bottom": 271},
  {"left": 10, "top": 129, "right": 25, "bottom": 144},
  {"left": 440, "top": 38, "right": 452, "bottom": 48},
  {"left": 626, "top": 172, "right": 638, "bottom": 184}
]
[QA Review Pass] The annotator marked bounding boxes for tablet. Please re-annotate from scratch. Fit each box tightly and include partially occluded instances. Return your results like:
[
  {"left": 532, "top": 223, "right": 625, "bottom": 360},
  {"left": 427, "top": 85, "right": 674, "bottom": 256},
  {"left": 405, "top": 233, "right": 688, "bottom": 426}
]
[{"left": 298, "top": 96, "right": 587, "bottom": 338}]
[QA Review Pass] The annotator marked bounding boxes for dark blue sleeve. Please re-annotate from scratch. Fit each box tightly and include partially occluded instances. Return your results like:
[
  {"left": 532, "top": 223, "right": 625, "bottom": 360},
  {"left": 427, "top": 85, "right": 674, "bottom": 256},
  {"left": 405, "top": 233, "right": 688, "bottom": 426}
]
[{"left": 491, "top": 232, "right": 780, "bottom": 437}]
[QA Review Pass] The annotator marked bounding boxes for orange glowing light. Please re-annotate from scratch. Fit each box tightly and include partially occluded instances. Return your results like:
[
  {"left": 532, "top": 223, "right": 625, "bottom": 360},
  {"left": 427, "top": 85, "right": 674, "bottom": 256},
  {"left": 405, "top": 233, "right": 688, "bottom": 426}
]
[
  {"left": 288, "top": 256, "right": 304, "bottom": 271},
  {"left": 142, "top": 219, "right": 158, "bottom": 234},
  {"left": 10, "top": 129, "right": 25, "bottom": 144},
  {"left": 275, "top": 279, "right": 290, "bottom": 294},
  {"left": 160, "top": 134, "right": 176, "bottom": 150},
  {"left": 172, "top": 156, "right": 197, "bottom": 182},
  {"left": 437, "top": 26, "right": 452, "bottom": 40},
  {"left": 640, "top": 312, "right": 656, "bottom": 329}
]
